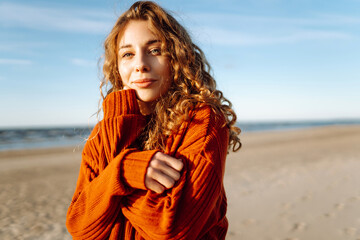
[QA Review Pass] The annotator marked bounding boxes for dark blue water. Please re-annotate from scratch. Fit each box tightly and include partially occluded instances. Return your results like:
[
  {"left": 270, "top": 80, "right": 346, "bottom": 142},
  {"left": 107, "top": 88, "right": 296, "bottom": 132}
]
[
  {"left": 237, "top": 119, "right": 360, "bottom": 132},
  {"left": 1, "top": 120, "right": 360, "bottom": 151},
  {"left": 0, "top": 127, "right": 92, "bottom": 151}
]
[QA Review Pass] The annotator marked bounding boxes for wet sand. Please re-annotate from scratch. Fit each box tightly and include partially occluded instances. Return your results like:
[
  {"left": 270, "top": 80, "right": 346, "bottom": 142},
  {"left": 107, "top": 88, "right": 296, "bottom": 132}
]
[{"left": 1, "top": 125, "right": 360, "bottom": 240}]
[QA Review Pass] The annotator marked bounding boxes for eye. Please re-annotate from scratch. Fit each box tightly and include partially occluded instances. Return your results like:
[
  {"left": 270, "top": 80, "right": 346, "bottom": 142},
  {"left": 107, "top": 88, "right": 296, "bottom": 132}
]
[
  {"left": 122, "top": 52, "right": 133, "bottom": 58},
  {"left": 149, "top": 48, "right": 161, "bottom": 55}
]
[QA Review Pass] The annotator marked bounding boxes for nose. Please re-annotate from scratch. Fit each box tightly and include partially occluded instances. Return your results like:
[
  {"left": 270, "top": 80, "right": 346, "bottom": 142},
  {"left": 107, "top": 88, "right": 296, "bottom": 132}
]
[{"left": 135, "top": 53, "right": 150, "bottom": 72}]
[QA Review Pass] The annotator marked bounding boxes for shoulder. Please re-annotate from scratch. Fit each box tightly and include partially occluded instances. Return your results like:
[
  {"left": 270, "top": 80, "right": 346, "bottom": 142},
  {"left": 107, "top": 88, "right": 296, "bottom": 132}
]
[
  {"left": 175, "top": 104, "right": 229, "bottom": 181},
  {"left": 188, "top": 104, "right": 227, "bottom": 138},
  {"left": 177, "top": 104, "right": 228, "bottom": 153},
  {"left": 191, "top": 104, "right": 226, "bottom": 128}
]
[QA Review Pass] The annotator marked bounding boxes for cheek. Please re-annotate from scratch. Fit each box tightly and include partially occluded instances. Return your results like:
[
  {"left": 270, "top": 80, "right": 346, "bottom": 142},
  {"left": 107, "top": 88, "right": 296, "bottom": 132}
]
[
  {"left": 118, "top": 64, "right": 129, "bottom": 82},
  {"left": 162, "top": 65, "right": 173, "bottom": 91},
  {"left": 160, "top": 61, "right": 171, "bottom": 80}
]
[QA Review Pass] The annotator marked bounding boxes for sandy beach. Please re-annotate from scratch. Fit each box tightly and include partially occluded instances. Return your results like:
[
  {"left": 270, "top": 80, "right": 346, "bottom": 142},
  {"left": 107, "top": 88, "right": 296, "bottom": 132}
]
[{"left": 1, "top": 125, "right": 360, "bottom": 240}]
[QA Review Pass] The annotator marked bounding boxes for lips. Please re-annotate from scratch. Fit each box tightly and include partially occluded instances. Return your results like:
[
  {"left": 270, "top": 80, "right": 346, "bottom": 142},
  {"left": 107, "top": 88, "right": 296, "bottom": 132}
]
[{"left": 132, "top": 78, "right": 156, "bottom": 88}]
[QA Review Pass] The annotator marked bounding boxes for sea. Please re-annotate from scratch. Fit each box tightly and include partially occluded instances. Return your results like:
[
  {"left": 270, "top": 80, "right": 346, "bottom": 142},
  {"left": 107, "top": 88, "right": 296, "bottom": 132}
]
[{"left": 1, "top": 120, "right": 360, "bottom": 151}]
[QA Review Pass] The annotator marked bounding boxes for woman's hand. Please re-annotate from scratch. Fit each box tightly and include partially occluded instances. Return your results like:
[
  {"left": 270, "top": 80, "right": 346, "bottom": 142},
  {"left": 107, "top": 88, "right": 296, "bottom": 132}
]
[{"left": 145, "top": 152, "right": 183, "bottom": 194}]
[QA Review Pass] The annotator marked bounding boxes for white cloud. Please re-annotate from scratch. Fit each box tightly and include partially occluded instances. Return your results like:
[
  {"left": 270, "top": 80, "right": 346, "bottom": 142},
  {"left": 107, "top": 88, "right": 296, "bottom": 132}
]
[
  {"left": 187, "top": 12, "right": 360, "bottom": 27},
  {"left": 184, "top": 12, "right": 356, "bottom": 46},
  {"left": 71, "top": 58, "right": 97, "bottom": 67},
  {"left": 316, "top": 13, "right": 360, "bottom": 25},
  {"left": 0, "top": 42, "right": 52, "bottom": 55},
  {"left": 0, "top": 2, "right": 115, "bottom": 34},
  {"left": 195, "top": 27, "right": 352, "bottom": 46},
  {"left": 0, "top": 58, "right": 32, "bottom": 65}
]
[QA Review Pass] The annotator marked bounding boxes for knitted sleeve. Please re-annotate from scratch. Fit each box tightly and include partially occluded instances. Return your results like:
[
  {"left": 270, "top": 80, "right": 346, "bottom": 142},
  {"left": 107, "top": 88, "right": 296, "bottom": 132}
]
[
  {"left": 66, "top": 90, "right": 158, "bottom": 239},
  {"left": 120, "top": 106, "right": 229, "bottom": 240}
]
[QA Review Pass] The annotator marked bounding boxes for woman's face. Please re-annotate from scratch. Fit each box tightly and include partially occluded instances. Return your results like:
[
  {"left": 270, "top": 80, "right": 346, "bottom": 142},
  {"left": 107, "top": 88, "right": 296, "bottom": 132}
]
[{"left": 117, "top": 20, "right": 172, "bottom": 104}]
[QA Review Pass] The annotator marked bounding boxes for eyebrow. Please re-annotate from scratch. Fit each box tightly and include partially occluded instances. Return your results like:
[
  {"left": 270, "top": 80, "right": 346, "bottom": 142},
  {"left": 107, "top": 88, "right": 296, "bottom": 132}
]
[{"left": 119, "top": 39, "right": 160, "bottom": 50}]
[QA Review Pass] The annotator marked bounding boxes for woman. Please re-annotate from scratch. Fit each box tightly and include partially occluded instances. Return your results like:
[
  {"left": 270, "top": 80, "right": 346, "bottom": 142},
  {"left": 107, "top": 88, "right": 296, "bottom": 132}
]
[{"left": 66, "top": 1, "right": 241, "bottom": 239}]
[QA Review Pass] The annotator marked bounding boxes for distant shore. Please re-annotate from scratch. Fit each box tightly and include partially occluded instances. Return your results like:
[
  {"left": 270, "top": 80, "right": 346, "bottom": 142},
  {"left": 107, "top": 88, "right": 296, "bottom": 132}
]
[{"left": 1, "top": 125, "right": 360, "bottom": 240}]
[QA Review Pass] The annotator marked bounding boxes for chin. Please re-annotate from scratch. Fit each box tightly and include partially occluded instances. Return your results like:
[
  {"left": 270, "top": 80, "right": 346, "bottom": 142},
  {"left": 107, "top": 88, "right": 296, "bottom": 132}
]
[{"left": 137, "top": 92, "right": 160, "bottom": 103}]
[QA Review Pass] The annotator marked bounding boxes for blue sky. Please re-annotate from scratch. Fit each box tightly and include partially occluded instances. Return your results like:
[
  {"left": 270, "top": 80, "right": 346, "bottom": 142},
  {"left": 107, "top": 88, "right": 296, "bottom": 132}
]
[{"left": 1, "top": 0, "right": 359, "bottom": 128}]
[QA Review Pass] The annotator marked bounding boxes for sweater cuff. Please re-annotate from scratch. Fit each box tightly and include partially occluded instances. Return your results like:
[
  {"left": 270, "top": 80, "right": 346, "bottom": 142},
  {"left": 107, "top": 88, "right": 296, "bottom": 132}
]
[
  {"left": 103, "top": 89, "right": 140, "bottom": 118},
  {"left": 120, "top": 149, "right": 160, "bottom": 190}
]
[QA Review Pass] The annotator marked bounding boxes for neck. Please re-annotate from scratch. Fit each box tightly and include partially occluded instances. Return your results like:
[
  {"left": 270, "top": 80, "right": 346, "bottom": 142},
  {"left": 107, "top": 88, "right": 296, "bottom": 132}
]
[{"left": 138, "top": 100, "right": 155, "bottom": 116}]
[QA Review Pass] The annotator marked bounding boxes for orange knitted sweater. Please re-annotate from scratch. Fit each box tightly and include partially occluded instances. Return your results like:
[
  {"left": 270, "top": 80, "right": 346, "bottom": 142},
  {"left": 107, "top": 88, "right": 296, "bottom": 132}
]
[{"left": 66, "top": 89, "right": 229, "bottom": 240}]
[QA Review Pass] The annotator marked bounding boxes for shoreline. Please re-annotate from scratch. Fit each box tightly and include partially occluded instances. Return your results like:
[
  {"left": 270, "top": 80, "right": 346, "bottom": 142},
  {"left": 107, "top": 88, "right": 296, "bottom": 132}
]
[
  {"left": 1, "top": 123, "right": 357, "bottom": 158},
  {"left": 2, "top": 122, "right": 360, "bottom": 153},
  {"left": 1, "top": 125, "right": 360, "bottom": 239}
]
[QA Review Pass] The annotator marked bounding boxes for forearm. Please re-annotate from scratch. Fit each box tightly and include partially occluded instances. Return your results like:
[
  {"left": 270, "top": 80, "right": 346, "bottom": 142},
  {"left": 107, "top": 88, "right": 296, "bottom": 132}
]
[
  {"left": 66, "top": 149, "right": 134, "bottom": 239},
  {"left": 66, "top": 89, "right": 151, "bottom": 238}
]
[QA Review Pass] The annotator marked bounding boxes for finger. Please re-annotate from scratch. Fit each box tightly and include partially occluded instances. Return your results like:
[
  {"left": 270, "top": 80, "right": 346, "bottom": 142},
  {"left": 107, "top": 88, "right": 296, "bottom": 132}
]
[
  {"left": 147, "top": 167, "right": 175, "bottom": 189},
  {"left": 161, "top": 166, "right": 181, "bottom": 181},
  {"left": 165, "top": 157, "right": 183, "bottom": 172},
  {"left": 152, "top": 160, "right": 181, "bottom": 181},
  {"left": 155, "top": 152, "right": 184, "bottom": 172},
  {"left": 145, "top": 177, "right": 165, "bottom": 194},
  {"left": 149, "top": 159, "right": 181, "bottom": 181}
]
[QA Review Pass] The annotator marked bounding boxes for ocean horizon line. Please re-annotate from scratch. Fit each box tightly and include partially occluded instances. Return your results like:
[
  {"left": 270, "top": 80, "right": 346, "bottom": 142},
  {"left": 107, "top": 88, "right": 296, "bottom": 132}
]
[
  {"left": 1, "top": 119, "right": 360, "bottom": 151},
  {"left": 1, "top": 118, "right": 360, "bottom": 131}
]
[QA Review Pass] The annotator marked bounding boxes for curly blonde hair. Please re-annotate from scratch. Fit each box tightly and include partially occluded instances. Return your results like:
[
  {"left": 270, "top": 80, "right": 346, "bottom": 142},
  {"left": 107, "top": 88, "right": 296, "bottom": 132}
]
[{"left": 100, "top": 1, "right": 241, "bottom": 152}]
